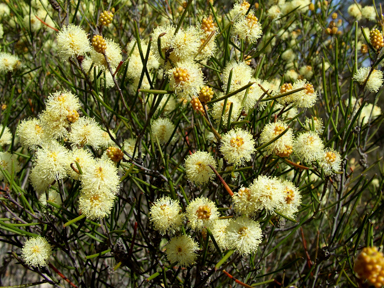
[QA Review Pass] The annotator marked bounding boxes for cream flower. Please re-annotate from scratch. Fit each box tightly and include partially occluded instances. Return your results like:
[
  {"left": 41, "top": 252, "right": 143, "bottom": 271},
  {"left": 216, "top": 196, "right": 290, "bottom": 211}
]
[
  {"left": 185, "top": 151, "right": 216, "bottom": 185},
  {"left": 68, "top": 117, "right": 104, "bottom": 149},
  {"left": 186, "top": 197, "right": 219, "bottom": 230},
  {"left": 90, "top": 38, "right": 122, "bottom": 69},
  {"left": 293, "top": 131, "right": 324, "bottom": 163},
  {"left": 211, "top": 98, "right": 242, "bottom": 124},
  {"left": 347, "top": 3, "right": 362, "bottom": 20},
  {"left": 249, "top": 175, "right": 285, "bottom": 213},
  {"left": 56, "top": 25, "right": 91, "bottom": 59},
  {"left": 165, "top": 235, "right": 198, "bottom": 267},
  {"left": 39, "top": 188, "right": 62, "bottom": 207},
  {"left": 362, "top": 6, "right": 376, "bottom": 21},
  {"left": 0, "top": 152, "right": 21, "bottom": 181},
  {"left": 0, "top": 52, "right": 22, "bottom": 73},
  {"left": 276, "top": 180, "right": 301, "bottom": 219},
  {"left": 232, "top": 187, "right": 257, "bottom": 216},
  {"left": 232, "top": 12, "right": 263, "bottom": 43},
  {"left": 304, "top": 116, "right": 324, "bottom": 134},
  {"left": 150, "top": 25, "right": 176, "bottom": 62},
  {"left": 226, "top": 216, "right": 262, "bottom": 255},
  {"left": 149, "top": 196, "right": 184, "bottom": 235},
  {"left": 222, "top": 61, "right": 252, "bottom": 92},
  {"left": 78, "top": 190, "right": 115, "bottom": 220},
  {"left": 21, "top": 236, "right": 52, "bottom": 268},
  {"left": 319, "top": 148, "right": 342, "bottom": 176},
  {"left": 17, "top": 119, "right": 47, "bottom": 149},
  {"left": 220, "top": 128, "right": 256, "bottom": 165},
  {"left": 210, "top": 219, "right": 230, "bottom": 251},
  {"left": 0, "top": 125, "right": 12, "bottom": 146},
  {"left": 151, "top": 118, "right": 175, "bottom": 144},
  {"left": 259, "top": 121, "right": 294, "bottom": 157},
  {"left": 353, "top": 67, "right": 383, "bottom": 93},
  {"left": 169, "top": 26, "right": 201, "bottom": 63},
  {"left": 68, "top": 148, "right": 95, "bottom": 180}
]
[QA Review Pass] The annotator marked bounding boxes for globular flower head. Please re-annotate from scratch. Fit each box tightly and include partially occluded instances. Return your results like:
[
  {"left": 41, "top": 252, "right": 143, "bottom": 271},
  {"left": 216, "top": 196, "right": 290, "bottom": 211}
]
[
  {"left": 232, "top": 187, "right": 257, "bottom": 216},
  {"left": 362, "top": 6, "right": 376, "bottom": 21},
  {"left": 293, "top": 131, "right": 324, "bottom": 163},
  {"left": 259, "top": 121, "right": 294, "bottom": 157},
  {"left": 186, "top": 197, "right": 219, "bottom": 230},
  {"left": 232, "top": 12, "right": 263, "bottom": 43},
  {"left": 277, "top": 180, "right": 301, "bottom": 219},
  {"left": 39, "top": 188, "right": 62, "bottom": 207},
  {"left": 299, "top": 65, "right": 313, "bottom": 80},
  {"left": 249, "top": 175, "right": 285, "bottom": 213},
  {"left": 222, "top": 61, "right": 252, "bottom": 92},
  {"left": 17, "top": 119, "right": 47, "bottom": 149},
  {"left": 210, "top": 219, "right": 230, "bottom": 251},
  {"left": 68, "top": 117, "right": 104, "bottom": 149},
  {"left": 150, "top": 25, "right": 176, "bottom": 62},
  {"left": 0, "top": 52, "right": 21, "bottom": 73},
  {"left": 56, "top": 25, "right": 91, "bottom": 59},
  {"left": 68, "top": 148, "right": 95, "bottom": 180},
  {"left": 0, "top": 152, "right": 21, "bottom": 181},
  {"left": 151, "top": 118, "right": 175, "bottom": 144},
  {"left": 185, "top": 151, "right": 216, "bottom": 185},
  {"left": 169, "top": 26, "right": 201, "bottom": 63},
  {"left": 288, "top": 80, "right": 317, "bottom": 108},
  {"left": 81, "top": 158, "right": 120, "bottom": 196},
  {"left": 165, "top": 235, "right": 198, "bottom": 267},
  {"left": 169, "top": 62, "right": 204, "bottom": 100},
  {"left": 123, "top": 138, "right": 136, "bottom": 156},
  {"left": 82, "top": 58, "right": 115, "bottom": 88},
  {"left": 347, "top": 3, "right": 362, "bottom": 20},
  {"left": 21, "top": 236, "right": 52, "bottom": 268},
  {"left": 149, "top": 196, "right": 184, "bottom": 235},
  {"left": 304, "top": 116, "right": 324, "bottom": 134},
  {"left": 353, "top": 67, "right": 383, "bottom": 93},
  {"left": 0, "top": 125, "right": 12, "bottom": 146},
  {"left": 78, "top": 190, "right": 115, "bottom": 220},
  {"left": 229, "top": 1, "right": 251, "bottom": 20},
  {"left": 211, "top": 98, "right": 242, "bottom": 124},
  {"left": 226, "top": 216, "right": 262, "bottom": 255},
  {"left": 281, "top": 49, "right": 296, "bottom": 62},
  {"left": 220, "top": 128, "right": 256, "bottom": 166},
  {"left": 32, "top": 141, "right": 69, "bottom": 187},
  {"left": 319, "top": 148, "right": 342, "bottom": 176},
  {"left": 285, "top": 70, "right": 299, "bottom": 82}
]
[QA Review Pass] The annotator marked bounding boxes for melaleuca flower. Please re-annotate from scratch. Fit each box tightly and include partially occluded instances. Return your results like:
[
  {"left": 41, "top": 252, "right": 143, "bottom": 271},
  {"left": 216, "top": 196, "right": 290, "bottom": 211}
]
[
  {"left": 127, "top": 41, "right": 159, "bottom": 71},
  {"left": 0, "top": 125, "right": 12, "bottom": 146},
  {"left": 0, "top": 3, "right": 10, "bottom": 17},
  {"left": 222, "top": 61, "right": 252, "bottom": 92},
  {"left": 78, "top": 190, "right": 115, "bottom": 220},
  {"left": 21, "top": 236, "right": 52, "bottom": 268},
  {"left": 23, "top": 12, "right": 42, "bottom": 32},
  {"left": 185, "top": 151, "right": 216, "bottom": 185},
  {"left": 353, "top": 67, "right": 383, "bottom": 93},
  {"left": 165, "top": 235, "right": 198, "bottom": 267},
  {"left": 123, "top": 138, "right": 136, "bottom": 157},
  {"left": 0, "top": 52, "right": 21, "bottom": 73},
  {"left": 361, "top": 103, "right": 382, "bottom": 125},
  {"left": 68, "top": 117, "right": 104, "bottom": 149},
  {"left": 319, "top": 148, "right": 342, "bottom": 176},
  {"left": 232, "top": 12, "right": 263, "bottom": 43},
  {"left": 304, "top": 116, "right": 324, "bottom": 134},
  {"left": 347, "top": 3, "right": 362, "bottom": 20},
  {"left": 100, "top": 130, "right": 116, "bottom": 148},
  {"left": 30, "top": 141, "right": 69, "bottom": 192},
  {"left": 149, "top": 196, "right": 184, "bottom": 235},
  {"left": 267, "top": 5, "right": 282, "bottom": 19},
  {"left": 211, "top": 98, "right": 242, "bottom": 124},
  {"left": 17, "top": 119, "right": 47, "bottom": 149},
  {"left": 259, "top": 121, "right": 294, "bottom": 157},
  {"left": 68, "top": 148, "right": 95, "bottom": 180},
  {"left": 169, "top": 26, "right": 201, "bottom": 63},
  {"left": 81, "top": 158, "right": 120, "bottom": 196},
  {"left": 236, "top": 78, "right": 267, "bottom": 110},
  {"left": 281, "top": 49, "right": 296, "bottom": 62},
  {"left": 90, "top": 38, "right": 122, "bottom": 69},
  {"left": 39, "top": 188, "right": 62, "bottom": 207},
  {"left": 281, "top": 0, "right": 311, "bottom": 14},
  {"left": 186, "top": 197, "right": 219, "bottom": 230},
  {"left": 293, "top": 131, "right": 324, "bottom": 163},
  {"left": 82, "top": 58, "right": 115, "bottom": 88},
  {"left": 150, "top": 25, "right": 176, "bottom": 62},
  {"left": 220, "top": 128, "right": 256, "bottom": 166},
  {"left": 0, "top": 152, "right": 21, "bottom": 181},
  {"left": 148, "top": 94, "right": 176, "bottom": 115},
  {"left": 362, "top": 6, "right": 376, "bottom": 21},
  {"left": 249, "top": 175, "right": 285, "bottom": 213},
  {"left": 210, "top": 219, "right": 230, "bottom": 250},
  {"left": 299, "top": 65, "right": 313, "bottom": 80},
  {"left": 56, "top": 25, "right": 91, "bottom": 59},
  {"left": 169, "top": 62, "right": 204, "bottom": 100},
  {"left": 151, "top": 118, "right": 175, "bottom": 144},
  {"left": 276, "top": 180, "right": 301, "bottom": 219},
  {"left": 232, "top": 187, "right": 257, "bottom": 216},
  {"left": 229, "top": 0, "right": 251, "bottom": 20},
  {"left": 196, "top": 34, "right": 217, "bottom": 61},
  {"left": 285, "top": 70, "right": 299, "bottom": 82},
  {"left": 226, "top": 216, "right": 262, "bottom": 255}
]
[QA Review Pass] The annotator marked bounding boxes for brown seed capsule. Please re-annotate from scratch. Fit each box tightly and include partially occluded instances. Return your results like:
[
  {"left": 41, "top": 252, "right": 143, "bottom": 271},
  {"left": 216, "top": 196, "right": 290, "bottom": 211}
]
[
  {"left": 361, "top": 44, "right": 368, "bottom": 54},
  {"left": 199, "top": 86, "right": 214, "bottom": 103},
  {"left": 92, "top": 35, "right": 107, "bottom": 53},
  {"left": 99, "top": 10, "right": 114, "bottom": 26},
  {"left": 370, "top": 29, "right": 384, "bottom": 51},
  {"left": 106, "top": 147, "right": 124, "bottom": 163}
]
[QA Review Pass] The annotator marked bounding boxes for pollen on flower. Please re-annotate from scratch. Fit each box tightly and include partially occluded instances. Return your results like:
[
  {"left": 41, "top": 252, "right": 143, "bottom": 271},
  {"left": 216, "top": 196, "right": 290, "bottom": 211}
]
[
  {"left": 78, "top": 190, "right": 115, "bottom": 220},
  {"left": 201, "top": 15, "right": 216, "bottom": 35},
  {"left": 293, "top": 131, "right": 324, "bottom": 163},
  {"left": 233, "top": 187, "right": 257, "bottom": 216},
  {"left": 319, "top": 148, "right": 341, "bottom": 175},
  {"left": 185, "top": 151, "right": 216, "bottom": 185},
  {"left": 259, "top": 121, "right": 294, "bottom": 157},
  {"left": 276, "top": 180, "right": 301, "bottom": 219},
  {"left": 220, "top": 128, "right": 255, "bottom": 166},
  {"left": 165, "top": 235, "right": 198, "bottom": 267},
  {"left": 280, "top": 83, "right": 293, "bottom": 94},
  {"left": 21, "top": 236, "right": 52, "bottom": 268},
  {"left": 106, "top": 147, "right": 124, "bottom": 163},
  {"left": 151, "top": 118, "right": 175, "bottom": 144},
  {"left": 186, "top": 197, "right": 219, "bottom": 230},
  {"left": 353, "top": 67, "right": 384, "bottom": 93},
  {"left": 56, "top": 25, "right": 91, "bottom": 59}
]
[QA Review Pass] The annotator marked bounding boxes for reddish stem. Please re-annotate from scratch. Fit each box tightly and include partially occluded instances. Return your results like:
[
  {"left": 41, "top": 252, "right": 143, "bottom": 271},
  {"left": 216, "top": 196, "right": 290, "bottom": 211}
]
[
  {"left": 35, "top": 16, "right": 59, "bottom": 32},
  {"left": 48, "top": 263, "right": 78, "bottom": 288},
  {"left": 208, "top": 165, "right": 234, "bottom": 196},
  {"left": 222, "top": 270, "right": 253, "bottom": 288},
  {"left": 128, "top": 222, "right": 138, "bottom": 257}
]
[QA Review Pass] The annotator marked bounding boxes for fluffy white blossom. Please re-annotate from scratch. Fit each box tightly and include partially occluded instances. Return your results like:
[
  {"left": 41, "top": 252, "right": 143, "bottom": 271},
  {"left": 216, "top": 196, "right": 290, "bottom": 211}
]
[
  {"left": 232, "top": 12, "right": 263, "bottom": 43},
  {"left": 362, "top": 6, "right": 376, "bottom": 21},
  {"left": 277, "top": 180, "right": 301, "bottom": 219},
  {"left": 21, "top": 236, "right": 52, "bottom": 268},
  {"left": 56, "top": 25, "right": 91, "bottom": 59},
  {"left": 222, "top": 61, "right": 252, "bottom": 92},
  {"left": 0, "top": 152, "right": 21, "bottom": 181},
  {"left": 353, "top": 67, "right": 383, "bottom": 93},
  {"left": 211, "top": 98, "right": 242, "bottom": 124},
  {"left": 319, "top": 148, "right": 342, "bottom": 176},
  {"left": 233, "top": 187, "right": 257, "bottom": 216},
  {"left": 151, "top": 118, "right": 175, "bottom": 144},
  {"left": 347, "top": 3, "right": 362, "bottom": 20},
  {"left": 0, "top": 52, "right": 22, "bottom": 73},
  {"left": 165, "top": 235, "right": 198, "bottom": 267},
  {"left": 186, "top": 197, "right": 219, "bottom": 230},
  {"left": 226, "top": 216, "right": 262, "bottom": 255},
  {"left": 185, "top": 151, "right": 216, "bottom": 185},
  {"left": 68, "top": 148, "right": 95, "bottom": 180},
  {"left": 0, "top": 125, "right": 12, "bottom": 146},
  {"left": 304, "top": 116, "right": 324, "bottom": 134},
  {"left": 68, "top": 117, "right": 105, "bottom": 149},
  {"left": 259, "top": 121, "right": 294, "bottom": 157},
  {"left": 78, "top": 190, "right": 115, "bottom": 220},
  {"left": 210, "top": 219, "right": 230, "bottom": 250},
  {"left": 90, "top": 38, "right": 122, "bottom": 69},
  {"left": 17, "top": 119, "right": 47, "bottom": 149},
  {"left": 220, "top": 128, "right": 255, "bottom": 165},
  {"left": 293, "top": 131, "right": 324, "bottom": 163},
  {"left": 149, "top": 197, "right": 184, "bottom": 235}
]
